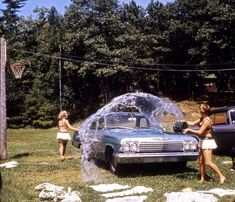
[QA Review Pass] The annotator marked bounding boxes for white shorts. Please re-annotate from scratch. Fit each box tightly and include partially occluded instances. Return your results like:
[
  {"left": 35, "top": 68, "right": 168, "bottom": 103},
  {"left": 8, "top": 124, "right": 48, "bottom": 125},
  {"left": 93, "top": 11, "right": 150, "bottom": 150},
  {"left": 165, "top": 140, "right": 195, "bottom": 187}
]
[
  {"left": 200, "top": 139, "right": 217, "bottom": 149},
  {"left": 56, "top": 132, "right": 71, "bottom": 140}
]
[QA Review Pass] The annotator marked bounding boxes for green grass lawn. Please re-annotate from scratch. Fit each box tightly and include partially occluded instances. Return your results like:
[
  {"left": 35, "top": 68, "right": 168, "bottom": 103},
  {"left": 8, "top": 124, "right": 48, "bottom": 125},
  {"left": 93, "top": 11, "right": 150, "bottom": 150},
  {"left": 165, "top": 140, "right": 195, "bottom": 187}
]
[{"left": 0, "top": 129, "right": 235, "bottom": 201}]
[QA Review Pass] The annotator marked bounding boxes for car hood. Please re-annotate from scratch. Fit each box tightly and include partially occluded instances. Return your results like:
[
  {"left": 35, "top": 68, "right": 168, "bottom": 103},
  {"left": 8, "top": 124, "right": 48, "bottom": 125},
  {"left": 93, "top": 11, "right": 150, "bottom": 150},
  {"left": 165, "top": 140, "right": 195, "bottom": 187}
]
[{"left": 102, "top": 128, "right": 198, "bottom": 142}]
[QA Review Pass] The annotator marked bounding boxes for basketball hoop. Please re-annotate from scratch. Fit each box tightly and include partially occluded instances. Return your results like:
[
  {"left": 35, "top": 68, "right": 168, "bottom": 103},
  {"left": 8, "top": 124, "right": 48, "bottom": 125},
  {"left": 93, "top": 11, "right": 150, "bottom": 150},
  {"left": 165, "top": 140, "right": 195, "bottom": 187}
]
[{"left": 10, "top": 63, "right": 26, "bottom": 79}]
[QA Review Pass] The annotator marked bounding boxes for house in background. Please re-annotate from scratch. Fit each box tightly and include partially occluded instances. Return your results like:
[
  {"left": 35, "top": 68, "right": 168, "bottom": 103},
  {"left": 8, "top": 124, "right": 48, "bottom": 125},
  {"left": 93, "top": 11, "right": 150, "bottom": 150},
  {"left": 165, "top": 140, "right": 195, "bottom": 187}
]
[{"left": 204, "top": 73, "right": 218, "bottom": 93}]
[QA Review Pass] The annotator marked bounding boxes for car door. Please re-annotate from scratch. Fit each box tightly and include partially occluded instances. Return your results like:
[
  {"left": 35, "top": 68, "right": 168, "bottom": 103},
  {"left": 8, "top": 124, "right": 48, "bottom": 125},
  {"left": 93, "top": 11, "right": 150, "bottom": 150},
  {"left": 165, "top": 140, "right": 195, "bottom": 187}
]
[
  {"left": 92, "top": 117, "right": 106, "bottom": 159},
  {"left": 211, "top": 110, "right": 235, "bottom": 152}
]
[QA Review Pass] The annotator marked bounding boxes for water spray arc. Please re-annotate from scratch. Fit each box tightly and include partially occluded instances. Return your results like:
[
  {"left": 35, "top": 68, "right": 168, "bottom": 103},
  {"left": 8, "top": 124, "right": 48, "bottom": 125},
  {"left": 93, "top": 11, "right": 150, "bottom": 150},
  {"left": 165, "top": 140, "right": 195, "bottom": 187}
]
[{"left": 78, "top": 92, "right": 184, "bottom": 181}]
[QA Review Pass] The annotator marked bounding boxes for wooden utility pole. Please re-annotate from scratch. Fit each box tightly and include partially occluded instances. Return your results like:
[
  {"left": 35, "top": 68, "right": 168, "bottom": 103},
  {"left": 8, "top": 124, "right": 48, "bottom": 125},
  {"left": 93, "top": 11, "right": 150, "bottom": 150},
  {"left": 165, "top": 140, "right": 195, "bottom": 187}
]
[
  {"left": 0, "top": 37, "right": 7, "bottom": 160},
  {"left": 59, "top": 45, "right": 62, "bottom": 111}
]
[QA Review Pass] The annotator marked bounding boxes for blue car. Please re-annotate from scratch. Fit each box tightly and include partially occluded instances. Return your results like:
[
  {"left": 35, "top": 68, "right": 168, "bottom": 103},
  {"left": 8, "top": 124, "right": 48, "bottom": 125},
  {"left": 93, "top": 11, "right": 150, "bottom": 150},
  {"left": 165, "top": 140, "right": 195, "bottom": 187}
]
[{"left": 72, "top": 112, "right": 199, "bottom": 174}]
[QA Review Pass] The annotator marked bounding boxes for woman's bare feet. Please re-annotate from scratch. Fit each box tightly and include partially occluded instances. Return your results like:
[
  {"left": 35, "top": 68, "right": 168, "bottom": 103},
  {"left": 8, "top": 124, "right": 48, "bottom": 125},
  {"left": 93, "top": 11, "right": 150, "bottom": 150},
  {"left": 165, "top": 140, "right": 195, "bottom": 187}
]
[
  {"left": 219, "top": 176, "right": 226, "bottom": 184},
  {"left": 60, "top": 156, "right": 65, "bottom": 161},
  {"left": 198, "top": 179, "right": 205, "bottom": 183}
]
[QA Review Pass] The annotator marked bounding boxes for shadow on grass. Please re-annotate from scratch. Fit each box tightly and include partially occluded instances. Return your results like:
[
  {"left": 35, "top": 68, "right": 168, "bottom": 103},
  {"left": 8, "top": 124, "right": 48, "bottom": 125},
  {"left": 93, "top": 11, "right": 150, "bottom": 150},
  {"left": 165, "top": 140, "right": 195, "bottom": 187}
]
[
  {"left": 213, "top": 151, "right": 233, "bottom": 158},
  {"left": 11, "top": 153, "right": 30, "bottom": 159},
  {"left": 119, "top": 163, "right": 198, "bottom": 178},
  {"left": 94, "top": 160, "right": 198, "bottom": 178}
]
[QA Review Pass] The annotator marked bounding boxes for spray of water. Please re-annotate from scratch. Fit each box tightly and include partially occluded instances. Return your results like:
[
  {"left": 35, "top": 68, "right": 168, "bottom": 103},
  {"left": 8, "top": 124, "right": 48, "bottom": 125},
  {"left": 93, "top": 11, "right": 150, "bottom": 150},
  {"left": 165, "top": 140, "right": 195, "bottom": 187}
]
[{"left": 78, "top": 92, "right": 184, "bottom": 181}]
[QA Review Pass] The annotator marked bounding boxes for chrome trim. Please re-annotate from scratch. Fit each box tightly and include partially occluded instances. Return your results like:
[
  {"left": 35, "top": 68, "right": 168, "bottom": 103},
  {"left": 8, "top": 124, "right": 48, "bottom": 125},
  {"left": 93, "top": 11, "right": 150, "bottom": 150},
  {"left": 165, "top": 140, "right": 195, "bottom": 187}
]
[
  {"left": 138, "top": 140, "right": 184, "bottom": 152},
  {"left": 114, "top": 152, "right": 199, "bottom": 164}
]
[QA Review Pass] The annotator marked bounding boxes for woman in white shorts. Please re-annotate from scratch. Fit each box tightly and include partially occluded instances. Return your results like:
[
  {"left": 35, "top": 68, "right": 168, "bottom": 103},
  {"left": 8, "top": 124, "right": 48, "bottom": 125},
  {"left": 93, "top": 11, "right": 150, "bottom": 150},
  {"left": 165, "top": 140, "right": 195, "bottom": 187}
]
[
  {"left": 57, "top": 110, "right": 78, "bottom": 160},
  {"left": 183, "top": 104, "right": 225, "bottom": 184}
]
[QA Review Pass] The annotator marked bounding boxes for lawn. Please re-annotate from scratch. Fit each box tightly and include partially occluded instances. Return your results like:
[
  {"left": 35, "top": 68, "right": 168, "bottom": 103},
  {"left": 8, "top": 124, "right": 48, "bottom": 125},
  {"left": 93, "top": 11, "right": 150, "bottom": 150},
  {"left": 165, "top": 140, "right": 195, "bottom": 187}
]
[{"left": 0, "top": 128, "right": 235, "bottom": 202}]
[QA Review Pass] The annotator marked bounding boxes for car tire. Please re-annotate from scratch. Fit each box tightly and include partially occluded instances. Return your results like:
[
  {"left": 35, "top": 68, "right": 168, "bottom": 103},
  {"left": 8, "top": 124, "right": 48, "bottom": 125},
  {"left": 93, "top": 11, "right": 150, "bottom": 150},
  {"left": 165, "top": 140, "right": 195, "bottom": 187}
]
[
  {"left": 105, "top": 148, "right": 120, "bottom": 175},
  {"left": 110, "top": 154, "right": 121, "bottom": 175}
]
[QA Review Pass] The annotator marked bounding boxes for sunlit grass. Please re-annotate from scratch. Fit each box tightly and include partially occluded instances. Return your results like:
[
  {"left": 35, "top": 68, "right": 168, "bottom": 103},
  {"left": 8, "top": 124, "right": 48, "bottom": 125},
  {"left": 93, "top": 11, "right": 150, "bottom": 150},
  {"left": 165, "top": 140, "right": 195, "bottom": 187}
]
[{"left": 0, "top": 129, "right": 234, "bottom": 202}]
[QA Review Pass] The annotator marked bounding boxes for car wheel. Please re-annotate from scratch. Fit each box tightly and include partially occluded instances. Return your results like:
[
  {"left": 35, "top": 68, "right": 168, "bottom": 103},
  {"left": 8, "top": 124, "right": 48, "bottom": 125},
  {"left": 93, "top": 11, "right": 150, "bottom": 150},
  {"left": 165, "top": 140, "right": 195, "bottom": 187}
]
[
  {"left": 105, "top": 148, "right": 120, "bottom": 175},
  {"left": 110, "top": 154, "right": 121, "bottom": 175}
]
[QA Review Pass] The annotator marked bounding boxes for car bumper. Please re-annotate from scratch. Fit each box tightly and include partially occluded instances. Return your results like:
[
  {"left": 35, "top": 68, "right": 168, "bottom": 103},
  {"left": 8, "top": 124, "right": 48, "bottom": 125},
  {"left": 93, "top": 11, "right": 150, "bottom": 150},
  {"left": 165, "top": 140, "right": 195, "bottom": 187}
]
[{"left": 114, "top": 152, "right": 199, "bottom": 164}]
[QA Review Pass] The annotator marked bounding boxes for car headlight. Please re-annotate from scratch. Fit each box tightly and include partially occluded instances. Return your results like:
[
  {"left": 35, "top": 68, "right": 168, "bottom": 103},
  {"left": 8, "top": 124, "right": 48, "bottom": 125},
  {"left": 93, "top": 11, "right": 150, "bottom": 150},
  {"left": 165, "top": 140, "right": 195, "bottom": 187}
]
[
  {"left": 183, "top": 141, "right": 197, "bottom": 151},
  {"left": 122, "top": 143, "right": 130, "bottom": 152},
  {"left": 189, "top": 141, "right": 197, "bottom": 150},
  {"left": 121, "top": 142, "right": 139, "bottom": 153},
  {"left": 183, "top": 141, "right": 190, "bottom": 151},
  {"left": 130, "top": 143, "right": 138, "bottom": 152}
]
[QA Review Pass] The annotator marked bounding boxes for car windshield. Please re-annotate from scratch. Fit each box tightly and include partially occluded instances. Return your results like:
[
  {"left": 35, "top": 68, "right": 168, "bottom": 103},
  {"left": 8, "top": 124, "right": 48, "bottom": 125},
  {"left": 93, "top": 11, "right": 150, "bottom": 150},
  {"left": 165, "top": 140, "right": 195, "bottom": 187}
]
[{"left": 104, "top": 112, "right": 157, "bottom": 129}]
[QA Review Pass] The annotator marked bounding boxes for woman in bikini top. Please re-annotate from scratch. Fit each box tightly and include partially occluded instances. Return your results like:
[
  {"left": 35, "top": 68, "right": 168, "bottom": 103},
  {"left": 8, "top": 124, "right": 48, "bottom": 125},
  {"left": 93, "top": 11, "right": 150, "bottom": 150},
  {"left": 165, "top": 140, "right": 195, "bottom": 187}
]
[
  {"left": 183, "top": 104, "right": 226, "bottom": 184},
  {"left": 198, "top": 117, "right": 214, "bottom": 139},
  {"left": 58, "top": 119, "right": 70, "bottom": 132},
  {"left": 57, "top": 110, "right": 78, "bottom": 160}
]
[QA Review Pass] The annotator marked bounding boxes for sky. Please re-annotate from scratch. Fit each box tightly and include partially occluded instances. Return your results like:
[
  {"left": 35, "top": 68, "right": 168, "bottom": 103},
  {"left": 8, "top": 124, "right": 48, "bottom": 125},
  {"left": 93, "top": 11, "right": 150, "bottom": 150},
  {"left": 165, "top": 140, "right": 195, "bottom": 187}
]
[{"left": 1, "top": 0, "right": 171, "bottom": 17}]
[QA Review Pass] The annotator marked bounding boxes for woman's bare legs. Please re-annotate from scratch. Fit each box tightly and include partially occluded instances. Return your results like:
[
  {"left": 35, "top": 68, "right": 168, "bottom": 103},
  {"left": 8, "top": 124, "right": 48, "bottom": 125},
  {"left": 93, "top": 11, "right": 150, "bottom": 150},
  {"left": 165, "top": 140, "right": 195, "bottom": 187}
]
[
  {"left": 58, "top": 139, "right": 68, "bottom": 160},
  {"left": 198, "top": 149, "right": 206, "bottom": 182},
  {"left": 203, "top": 149, "right": 226, "bottom": 184}
]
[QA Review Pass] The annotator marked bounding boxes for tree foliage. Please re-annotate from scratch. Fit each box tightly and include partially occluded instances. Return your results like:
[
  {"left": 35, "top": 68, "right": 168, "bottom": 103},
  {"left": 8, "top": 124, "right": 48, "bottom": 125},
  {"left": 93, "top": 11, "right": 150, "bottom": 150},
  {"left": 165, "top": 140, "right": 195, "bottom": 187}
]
[{"left": 1, "top": 0, "right": 235, "bottom": 128}]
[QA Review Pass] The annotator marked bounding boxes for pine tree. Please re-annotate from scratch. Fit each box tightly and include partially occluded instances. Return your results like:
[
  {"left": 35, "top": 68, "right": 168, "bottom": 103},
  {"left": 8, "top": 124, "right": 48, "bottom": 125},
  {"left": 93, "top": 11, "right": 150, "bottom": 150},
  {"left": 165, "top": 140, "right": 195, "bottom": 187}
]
[{"left": 1, "top": 0, "right": 27, "bottom": 36}]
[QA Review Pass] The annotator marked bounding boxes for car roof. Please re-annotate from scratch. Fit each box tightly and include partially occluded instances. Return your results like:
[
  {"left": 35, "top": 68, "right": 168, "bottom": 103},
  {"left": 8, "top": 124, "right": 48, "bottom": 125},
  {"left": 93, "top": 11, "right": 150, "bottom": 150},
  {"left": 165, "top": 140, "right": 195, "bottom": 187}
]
[
  {"left": 105, "top": 112, "right": 146, "bottom": 117},
  {"left": 211, "top": 106, "right": 235, "bottom": 113},
  {"left": 107, "top": 111, "right": 141, "bottom": 114}
]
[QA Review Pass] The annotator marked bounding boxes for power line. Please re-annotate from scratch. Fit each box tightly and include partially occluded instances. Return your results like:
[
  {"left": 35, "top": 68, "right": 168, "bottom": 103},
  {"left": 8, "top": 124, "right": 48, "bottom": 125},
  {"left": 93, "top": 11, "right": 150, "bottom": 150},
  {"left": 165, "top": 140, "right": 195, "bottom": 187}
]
[
  {"left": 12, "top": 48, "right": 235, "bottom": 72},
  {"left": 127, "top": 66, "right": 235, "bottom": 72}
]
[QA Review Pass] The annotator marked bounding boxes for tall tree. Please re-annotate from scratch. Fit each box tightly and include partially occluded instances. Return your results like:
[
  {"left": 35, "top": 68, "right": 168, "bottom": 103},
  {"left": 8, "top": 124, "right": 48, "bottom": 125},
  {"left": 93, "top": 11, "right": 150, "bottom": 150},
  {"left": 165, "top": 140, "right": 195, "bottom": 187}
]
[
  {"left": 4, "top": 0, "right": 235, "bottom": 128},
  {"left": 7, "top": 6, "right": 64, "bottom": 128},
  {"left": 63, "top": 0, "right": 128, "bottom": 107},
  {"left": 1, "top": 0, "right": 27, "bottom": 36}
]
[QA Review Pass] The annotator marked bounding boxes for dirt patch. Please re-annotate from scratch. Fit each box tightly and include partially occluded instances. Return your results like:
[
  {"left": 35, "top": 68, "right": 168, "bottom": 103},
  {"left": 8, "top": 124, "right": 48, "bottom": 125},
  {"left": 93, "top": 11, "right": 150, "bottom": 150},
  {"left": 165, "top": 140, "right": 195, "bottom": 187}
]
[{"left": 176, "top": 100, "right": 201, "bottom": 121}]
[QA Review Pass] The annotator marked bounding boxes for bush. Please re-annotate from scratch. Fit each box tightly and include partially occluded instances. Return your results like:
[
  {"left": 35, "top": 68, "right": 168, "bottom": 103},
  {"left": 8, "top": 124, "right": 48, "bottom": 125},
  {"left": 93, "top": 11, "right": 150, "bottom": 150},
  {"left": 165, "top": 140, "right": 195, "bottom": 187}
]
[{"left": 32, "top": 120, "right": 54, "bottom": 128}]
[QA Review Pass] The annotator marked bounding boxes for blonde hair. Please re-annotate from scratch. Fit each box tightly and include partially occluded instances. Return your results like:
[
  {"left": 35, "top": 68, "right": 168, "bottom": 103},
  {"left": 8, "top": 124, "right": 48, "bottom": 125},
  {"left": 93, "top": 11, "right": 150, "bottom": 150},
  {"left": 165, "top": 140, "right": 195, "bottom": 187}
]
[{"left": 58, "top": 110, "right": 68, "bottom": 120}]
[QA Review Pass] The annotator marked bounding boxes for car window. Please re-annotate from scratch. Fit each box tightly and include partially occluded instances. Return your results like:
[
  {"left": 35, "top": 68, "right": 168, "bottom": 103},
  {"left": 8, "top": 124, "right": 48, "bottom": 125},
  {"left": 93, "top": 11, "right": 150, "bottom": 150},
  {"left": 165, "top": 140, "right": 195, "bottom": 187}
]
[
  {"left": 98, "top": 118, "right": 105, "bottom": 130},
  {"left": 160, "top": 113, "right": 178, "bottom": 132},
  {"left": 139, "top": 118, "right": 148, "bottom": 127},
  {"left": 210, "top": 112, "right": 228, "bottom": 125},
  {"left": 230, "top": 111, "right": 235, "bottom": 124},
  {"left": 125, "top": 117, "right": 136, "bottom": 128},
  {"left": 90, "top": 121, "right": 97, "bottom": 129},
  {"left": 104, "top": 113, "right": 153, "bottom": 129},
  {"left": 105, "top": 113, "right": 135, "bottom": 129}
]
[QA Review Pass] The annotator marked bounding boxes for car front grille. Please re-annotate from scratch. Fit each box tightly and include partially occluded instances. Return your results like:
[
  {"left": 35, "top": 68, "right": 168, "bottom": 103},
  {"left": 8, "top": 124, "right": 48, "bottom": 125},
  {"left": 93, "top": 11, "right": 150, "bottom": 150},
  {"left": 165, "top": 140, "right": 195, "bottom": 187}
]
[{"left": 139, "top": 140, "right": 183, "bottom": 152}]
